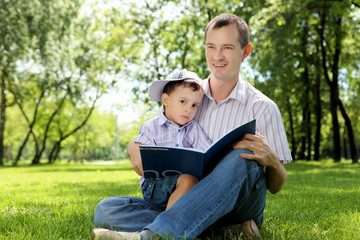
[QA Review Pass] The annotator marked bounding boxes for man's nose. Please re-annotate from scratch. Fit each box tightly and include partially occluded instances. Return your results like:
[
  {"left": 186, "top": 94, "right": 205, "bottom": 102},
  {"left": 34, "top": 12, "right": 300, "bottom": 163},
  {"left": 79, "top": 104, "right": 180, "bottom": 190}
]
[{"left": 214, "top": 49, "right": 224, "bottom": 60}]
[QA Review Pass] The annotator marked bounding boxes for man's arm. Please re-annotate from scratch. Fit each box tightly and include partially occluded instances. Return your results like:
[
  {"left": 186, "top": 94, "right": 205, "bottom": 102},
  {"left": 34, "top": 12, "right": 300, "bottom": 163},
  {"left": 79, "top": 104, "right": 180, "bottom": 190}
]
[
  {"left": 231, "top": 133, "right": 287, "bottom": 194},
  {"left": 127, "top": 141, "right": 144, "bottom": 176}
]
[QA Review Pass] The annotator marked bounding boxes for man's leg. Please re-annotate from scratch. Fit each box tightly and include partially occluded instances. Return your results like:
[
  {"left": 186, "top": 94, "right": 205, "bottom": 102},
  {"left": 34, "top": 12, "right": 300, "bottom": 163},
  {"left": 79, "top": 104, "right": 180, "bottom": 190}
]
[
  {"left": 94, "top": 196, "right": 162, "bottom": 232},
  {"left": 145, "top": 149, "right": 266, "bottom": 239},
  {"left": 201, "top": 174, "right": 266, "bottom": 238}
]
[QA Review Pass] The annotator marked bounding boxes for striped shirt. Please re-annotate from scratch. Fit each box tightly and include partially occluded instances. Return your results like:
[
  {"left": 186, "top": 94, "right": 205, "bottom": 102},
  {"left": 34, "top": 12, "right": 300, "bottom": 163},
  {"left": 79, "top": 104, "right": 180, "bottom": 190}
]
[
  {"left": 134, "top": 112, "right": 212, "bottom": 185},
  {"left": 194, "top": 77, "right": 293, "bottom": 164},
  {"left": 134, "top": 112, "right": 212, "bottom": 151}
]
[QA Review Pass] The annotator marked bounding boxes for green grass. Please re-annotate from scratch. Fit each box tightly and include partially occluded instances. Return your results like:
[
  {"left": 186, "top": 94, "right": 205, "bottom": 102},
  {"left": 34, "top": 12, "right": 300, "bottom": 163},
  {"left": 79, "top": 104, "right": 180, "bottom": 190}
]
[{"left": 0, "top": 160, "right": 359, "bottom": 239}]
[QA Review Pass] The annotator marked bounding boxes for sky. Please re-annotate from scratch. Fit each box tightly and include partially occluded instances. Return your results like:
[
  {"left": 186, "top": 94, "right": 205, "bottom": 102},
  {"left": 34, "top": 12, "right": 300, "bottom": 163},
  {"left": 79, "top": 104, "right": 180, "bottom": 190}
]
[{"left": 97, "top": 80, "right": 143, "bottom": 125}]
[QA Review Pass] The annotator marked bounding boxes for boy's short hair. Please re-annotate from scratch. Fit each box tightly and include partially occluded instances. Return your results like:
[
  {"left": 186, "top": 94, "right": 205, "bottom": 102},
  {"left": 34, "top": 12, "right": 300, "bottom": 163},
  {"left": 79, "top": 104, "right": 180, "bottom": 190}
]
[{"left": 163, "top": 79, "right": 203, "bottom": 96}]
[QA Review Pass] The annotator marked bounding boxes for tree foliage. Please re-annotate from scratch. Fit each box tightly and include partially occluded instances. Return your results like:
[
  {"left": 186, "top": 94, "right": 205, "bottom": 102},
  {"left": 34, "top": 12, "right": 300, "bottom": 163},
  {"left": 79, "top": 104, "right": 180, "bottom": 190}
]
[{"left": 1, "top": 0, "right": 359, "bottom": 164}]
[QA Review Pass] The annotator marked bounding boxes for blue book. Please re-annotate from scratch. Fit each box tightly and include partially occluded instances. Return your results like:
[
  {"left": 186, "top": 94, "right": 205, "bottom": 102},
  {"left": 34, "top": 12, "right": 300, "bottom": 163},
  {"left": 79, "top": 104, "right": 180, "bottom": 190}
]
[{"left": 140, "top": 119, "right": 256, "bottom": 180}]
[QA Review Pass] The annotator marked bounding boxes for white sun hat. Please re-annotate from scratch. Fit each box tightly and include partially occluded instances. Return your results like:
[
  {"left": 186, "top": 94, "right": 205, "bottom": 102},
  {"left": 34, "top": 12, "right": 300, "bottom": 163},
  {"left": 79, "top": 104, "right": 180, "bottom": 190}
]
[{"left": 149, "top": 69, "right": 202, "bottom": 102}]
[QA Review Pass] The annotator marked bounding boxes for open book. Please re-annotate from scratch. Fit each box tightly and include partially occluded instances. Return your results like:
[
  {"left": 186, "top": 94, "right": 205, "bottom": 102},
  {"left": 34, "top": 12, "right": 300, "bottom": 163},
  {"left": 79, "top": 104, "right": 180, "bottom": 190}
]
[{"left": 140, "top": 119, "right": 256, "bottom": 180}]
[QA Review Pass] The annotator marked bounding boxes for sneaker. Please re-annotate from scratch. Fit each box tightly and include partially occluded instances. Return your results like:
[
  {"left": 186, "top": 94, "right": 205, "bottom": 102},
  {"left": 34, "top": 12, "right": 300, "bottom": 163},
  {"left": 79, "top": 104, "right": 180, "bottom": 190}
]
[
  {"left": 91, "top": 228, "right": 141, "bottom": 240},
  {"left": 223, "top": 219, "right": 261, "bottom": 239}
]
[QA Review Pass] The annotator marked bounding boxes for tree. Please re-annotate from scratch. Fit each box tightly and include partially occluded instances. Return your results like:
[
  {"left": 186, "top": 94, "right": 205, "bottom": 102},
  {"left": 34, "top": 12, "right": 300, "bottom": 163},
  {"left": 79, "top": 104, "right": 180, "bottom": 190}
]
[
  {"left": 0, "top": 0, "right": 30, "bottom": 165},
  {"left": 318, "top": 1, "right": 358, "bottom": 163},
  {"left": 248, "top": 0, "right": 359, "bottom": 162},
  {"left": 4, "top": 0, "right": 121, "bottom": 165}
]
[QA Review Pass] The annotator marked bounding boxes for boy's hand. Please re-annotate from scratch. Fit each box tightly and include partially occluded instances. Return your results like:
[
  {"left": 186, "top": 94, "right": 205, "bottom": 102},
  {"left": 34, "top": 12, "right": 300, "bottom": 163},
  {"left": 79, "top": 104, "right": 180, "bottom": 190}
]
[{"left": 127, "top": 141, "right": 144, "bottom": 176}]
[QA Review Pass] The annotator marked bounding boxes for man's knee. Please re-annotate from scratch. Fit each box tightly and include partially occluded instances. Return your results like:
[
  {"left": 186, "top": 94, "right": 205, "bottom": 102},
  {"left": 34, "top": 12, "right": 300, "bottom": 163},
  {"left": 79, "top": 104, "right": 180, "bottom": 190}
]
[{"left": 219, "top": 149, "right": 251, "bottom": 170}]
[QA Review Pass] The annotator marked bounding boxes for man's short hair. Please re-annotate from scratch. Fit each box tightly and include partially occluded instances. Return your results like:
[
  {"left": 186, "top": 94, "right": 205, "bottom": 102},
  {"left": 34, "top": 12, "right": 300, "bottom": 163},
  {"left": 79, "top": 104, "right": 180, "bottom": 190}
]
[{"left": 205, "top": 13, "right": 250, "bottom": 49}]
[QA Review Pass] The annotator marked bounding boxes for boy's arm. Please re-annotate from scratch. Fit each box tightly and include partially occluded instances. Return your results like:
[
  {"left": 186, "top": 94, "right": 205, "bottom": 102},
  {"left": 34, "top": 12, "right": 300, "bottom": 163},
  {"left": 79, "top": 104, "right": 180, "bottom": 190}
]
[{"left": 127, "top": 141, "right": 144, "bottom": 176}]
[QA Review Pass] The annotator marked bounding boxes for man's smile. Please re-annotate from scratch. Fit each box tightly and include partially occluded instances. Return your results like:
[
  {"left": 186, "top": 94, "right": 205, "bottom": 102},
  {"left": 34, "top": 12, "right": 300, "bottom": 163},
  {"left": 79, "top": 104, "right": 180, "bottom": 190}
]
[{"left": 213, "top": 63, "right": 227, "bottom": 67}]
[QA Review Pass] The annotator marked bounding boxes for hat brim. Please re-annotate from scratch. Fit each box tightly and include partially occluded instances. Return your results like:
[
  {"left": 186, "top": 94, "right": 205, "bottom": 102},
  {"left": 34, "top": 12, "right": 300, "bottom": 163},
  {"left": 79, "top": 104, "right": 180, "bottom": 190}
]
[{"left": 149, "top": 80, "right": 171, "bottom": 102}]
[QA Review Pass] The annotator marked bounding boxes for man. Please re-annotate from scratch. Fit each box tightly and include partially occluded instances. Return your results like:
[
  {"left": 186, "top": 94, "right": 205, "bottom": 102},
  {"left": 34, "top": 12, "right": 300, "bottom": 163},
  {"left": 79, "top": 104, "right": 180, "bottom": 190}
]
[{"left": 92, "top": 13, "right": 292, "bottom": 240}]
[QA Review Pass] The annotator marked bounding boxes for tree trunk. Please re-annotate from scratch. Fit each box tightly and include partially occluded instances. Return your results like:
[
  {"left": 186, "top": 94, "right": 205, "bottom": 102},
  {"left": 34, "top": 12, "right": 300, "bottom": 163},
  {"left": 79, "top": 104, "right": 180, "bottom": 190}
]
[
  {"left": 331, "top": 16, "right": 358, "bottom": 163},
  {"left": 314, "top": 44, "right": 322, "bottom": 161},
  {"left": 14, "top": 90, "right": 45, "bottom": 164},
  {"left": 319, "top": 9, "right": 341, "bottom": 162},
  {"left": 329, "top": 85, "right": 341, "bottom": 162},
  {"left": 32, "top": 93, "right": 67, "bottom": 164},
  {"left": 0, "top": 70, "right": 6, "bottom": 165},
  {"left": 299, "top": 112, "right": 306, "bottom": 160},
  {"left": 287, "top": 100, "right": 296, "bottom": 160},
  {"left": 338, "top": 97, "right": 358, "bottom": 163},
  {"left": 306, "top": 109, "right": 312, "bottom": 160},
  {"left": 301, "top": 21, "right": 312, "bottom": 160},
  {"left": 48, "top": 95, "right": 99, "bottom": 162},
  {"left": 343, "top": 128, "right": 348, "bottom": 160}
]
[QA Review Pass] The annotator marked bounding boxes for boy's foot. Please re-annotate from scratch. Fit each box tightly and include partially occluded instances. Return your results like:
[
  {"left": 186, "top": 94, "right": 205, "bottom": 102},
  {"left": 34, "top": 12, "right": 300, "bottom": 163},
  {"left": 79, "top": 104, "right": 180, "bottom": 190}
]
[
  {"left": 91, "top": 228, "right": 140, "bottom": 240},
  {"left": 223, "top": 219, "right": 261, "bottom": 239}
]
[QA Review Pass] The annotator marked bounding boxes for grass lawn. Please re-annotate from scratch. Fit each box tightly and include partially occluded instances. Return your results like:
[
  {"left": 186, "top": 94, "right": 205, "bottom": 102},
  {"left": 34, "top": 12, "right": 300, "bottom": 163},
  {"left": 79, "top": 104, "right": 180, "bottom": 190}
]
[{"left": 0, "top": 160, "right": 359, "bottom": 239}]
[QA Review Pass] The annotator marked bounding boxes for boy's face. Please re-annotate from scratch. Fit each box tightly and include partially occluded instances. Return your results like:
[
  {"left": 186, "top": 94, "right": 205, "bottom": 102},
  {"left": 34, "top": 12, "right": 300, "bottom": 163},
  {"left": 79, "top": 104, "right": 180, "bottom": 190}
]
[{"left": 161, "top": 85, "right": 203, "bottom": 126}]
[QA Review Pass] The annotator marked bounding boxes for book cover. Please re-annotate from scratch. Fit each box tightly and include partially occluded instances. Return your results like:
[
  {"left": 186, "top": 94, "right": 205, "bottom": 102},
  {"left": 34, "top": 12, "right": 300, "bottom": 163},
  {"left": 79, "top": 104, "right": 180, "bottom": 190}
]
[{"left": 140, "top": 119, "right": 256, "bottom": 180}]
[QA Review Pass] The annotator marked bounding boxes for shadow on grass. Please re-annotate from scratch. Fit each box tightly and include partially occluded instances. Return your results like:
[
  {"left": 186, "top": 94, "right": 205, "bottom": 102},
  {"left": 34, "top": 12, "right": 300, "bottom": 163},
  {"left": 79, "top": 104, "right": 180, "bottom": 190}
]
[{"left": 0, "top": 163, "right": 134, "bottom": 173}]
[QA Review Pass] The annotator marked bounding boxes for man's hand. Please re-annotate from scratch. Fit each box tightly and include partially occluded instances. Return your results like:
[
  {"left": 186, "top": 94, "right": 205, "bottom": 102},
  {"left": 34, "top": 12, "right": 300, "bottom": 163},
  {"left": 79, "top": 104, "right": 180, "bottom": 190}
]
[
  {"left": 127, "top": 141, "right": 144, "bottom": 176},
  {"left": 232, "top": 133, "right": 287, "bottom": 194},
  {"left": 232, "top": 133, "right": 277, "bottom": 167}
]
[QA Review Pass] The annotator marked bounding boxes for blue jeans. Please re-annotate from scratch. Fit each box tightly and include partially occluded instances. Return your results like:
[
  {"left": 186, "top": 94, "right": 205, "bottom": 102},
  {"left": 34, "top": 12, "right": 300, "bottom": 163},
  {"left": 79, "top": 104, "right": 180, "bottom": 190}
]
[
  {"left": 94, "top": 149, "right": 266, "bottom": 239},
  {"left": 141, "top": 174, "right": 180, "bottom": 210}
]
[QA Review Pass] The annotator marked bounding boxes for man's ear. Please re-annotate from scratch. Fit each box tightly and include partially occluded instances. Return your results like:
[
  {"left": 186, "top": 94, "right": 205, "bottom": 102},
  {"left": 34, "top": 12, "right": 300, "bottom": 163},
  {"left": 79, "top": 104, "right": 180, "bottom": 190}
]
[
  {"left": 242, "top": 43, "right": 252, "bottom": 60},
  {"left": 161, "top": 93, "right": 169, "bottom": 106}
]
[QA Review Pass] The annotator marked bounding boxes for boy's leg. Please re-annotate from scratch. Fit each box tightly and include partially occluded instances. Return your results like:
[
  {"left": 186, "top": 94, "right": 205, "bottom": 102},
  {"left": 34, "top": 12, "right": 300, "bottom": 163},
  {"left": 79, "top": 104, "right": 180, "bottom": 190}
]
[
  {"left": 145, "top": 149, "right": 266, "bottom": 239},
  {"left": 141, "top": 175, "right": 180, "bottom": 210},
  {"left": 166, "top": 174, "right": 199, "bottom": 210},
  {"left": 94, "top": 196, "right": 162, "bottom": 232}
]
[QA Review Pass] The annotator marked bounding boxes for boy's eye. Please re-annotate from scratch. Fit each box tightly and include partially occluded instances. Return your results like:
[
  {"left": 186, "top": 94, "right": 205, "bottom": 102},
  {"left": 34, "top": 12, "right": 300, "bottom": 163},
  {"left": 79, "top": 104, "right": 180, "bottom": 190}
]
[
  {"left": 192, "top": 104, "right": 198, "bottom": 108},
  {"left": 180, "top": 100, "right": 186, "bottom": 104}
]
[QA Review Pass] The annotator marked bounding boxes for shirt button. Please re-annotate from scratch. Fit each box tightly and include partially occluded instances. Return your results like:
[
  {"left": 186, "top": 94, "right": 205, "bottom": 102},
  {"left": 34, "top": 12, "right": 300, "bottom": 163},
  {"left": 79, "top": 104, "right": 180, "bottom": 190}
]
[
  {"left": 175, "top": 144, "right": 179, "bottom": 147},
  {"left": 178, "top": 129, "right": 181, "bottom": 132}
]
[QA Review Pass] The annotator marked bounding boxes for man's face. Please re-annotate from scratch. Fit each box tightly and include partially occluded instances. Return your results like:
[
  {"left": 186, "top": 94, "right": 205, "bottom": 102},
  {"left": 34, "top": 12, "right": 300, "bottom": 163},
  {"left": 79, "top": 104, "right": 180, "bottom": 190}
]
[{"left": 205, "top": 23, "right": 249, "bottom": 82}]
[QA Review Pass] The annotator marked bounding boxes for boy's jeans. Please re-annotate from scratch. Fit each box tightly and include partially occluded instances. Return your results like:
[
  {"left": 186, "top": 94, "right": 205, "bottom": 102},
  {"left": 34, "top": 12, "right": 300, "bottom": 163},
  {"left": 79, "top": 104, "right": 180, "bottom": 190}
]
[
  {"left": 141, "top": 174, "right": 180, "bottom": 209},
  {"left": 94, "top": 149, "right": 267, "bottom": 239}
]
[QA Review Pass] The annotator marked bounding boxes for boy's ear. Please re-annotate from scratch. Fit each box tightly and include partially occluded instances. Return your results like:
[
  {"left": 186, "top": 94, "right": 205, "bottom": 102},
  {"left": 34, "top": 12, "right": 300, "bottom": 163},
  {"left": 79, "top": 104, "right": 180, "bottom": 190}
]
[{"left": 161, "top": 93, "right": 169, "bottom": 106}]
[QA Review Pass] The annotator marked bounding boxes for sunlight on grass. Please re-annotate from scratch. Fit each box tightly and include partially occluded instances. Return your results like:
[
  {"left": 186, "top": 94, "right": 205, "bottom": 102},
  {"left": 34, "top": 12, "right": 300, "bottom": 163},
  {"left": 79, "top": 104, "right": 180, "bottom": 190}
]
[
  {"left": 0, "top": 161, "right": 140, "bottom": 239},
  {"left": 0, "top": 160, "right": 359, "bottom": 239},
  {"left": 264, "top": 160, "right": 360, "bottom": 240}
]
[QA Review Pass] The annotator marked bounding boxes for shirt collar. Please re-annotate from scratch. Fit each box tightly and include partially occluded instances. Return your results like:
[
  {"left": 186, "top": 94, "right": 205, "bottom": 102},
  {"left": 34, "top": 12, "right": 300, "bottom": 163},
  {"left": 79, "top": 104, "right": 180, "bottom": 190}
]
[
  {"left": 158, "top": 111, "right": 169, "bottom": 125},
  {"left": 202, "top": 76, "right": 246, "bottom": 103},
  {"left": 158, "top": 111, "right": 193, "bottom": 129}
]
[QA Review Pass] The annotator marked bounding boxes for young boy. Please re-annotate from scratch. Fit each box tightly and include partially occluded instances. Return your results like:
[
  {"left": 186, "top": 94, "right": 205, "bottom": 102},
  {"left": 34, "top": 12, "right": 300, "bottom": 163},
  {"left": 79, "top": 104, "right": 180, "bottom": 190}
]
[{"left": 133, "top": 69, "right": 211, "bottom": 210}]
